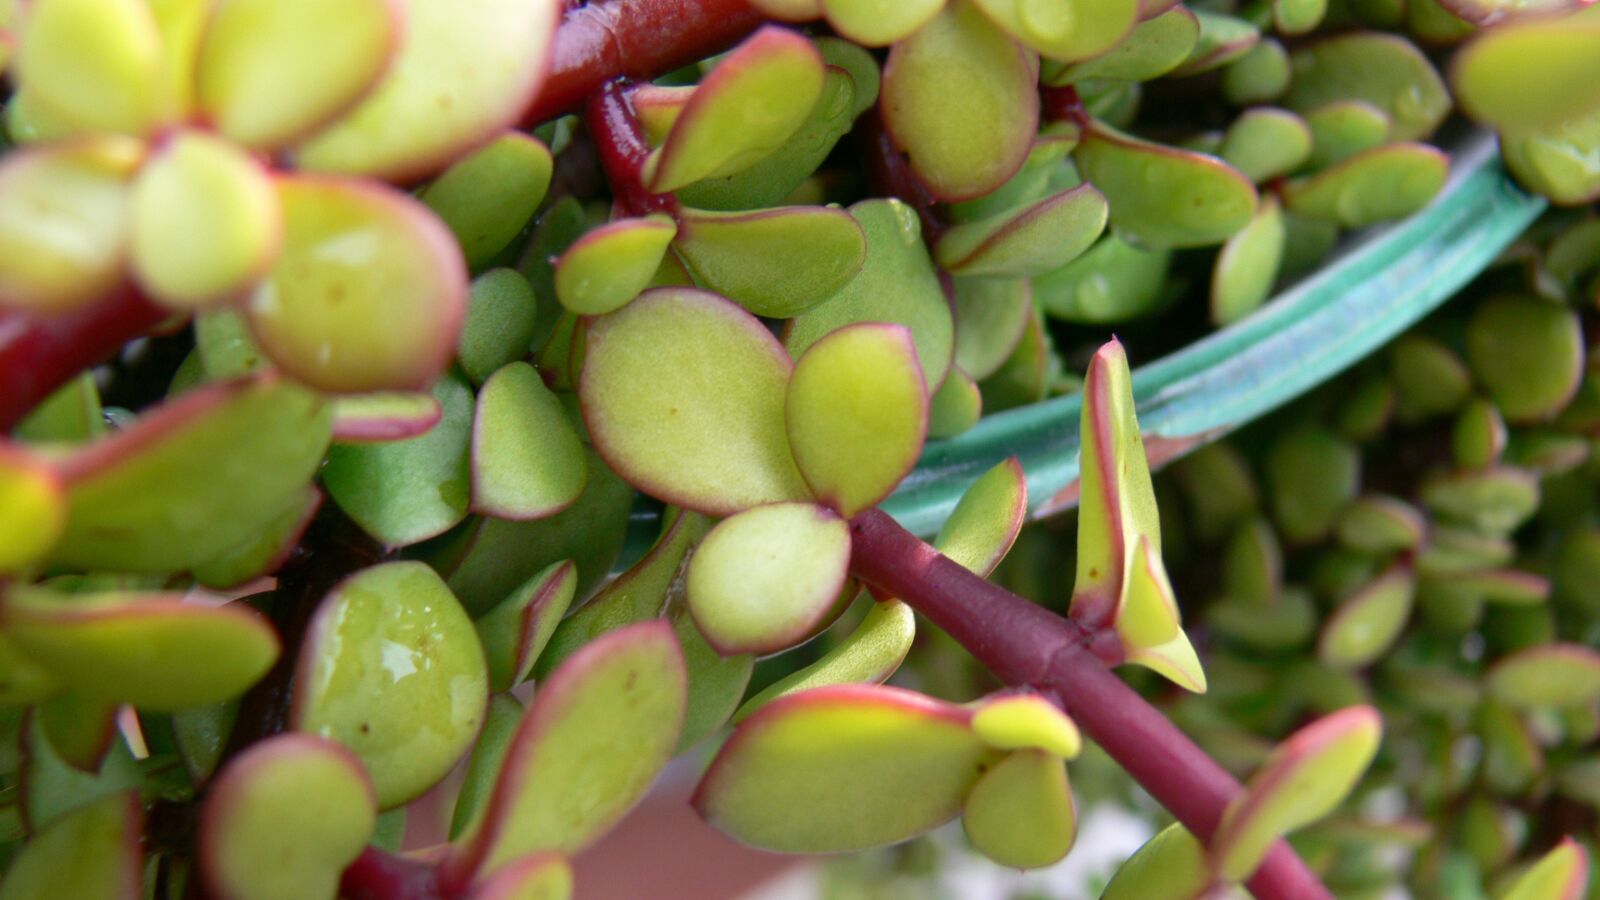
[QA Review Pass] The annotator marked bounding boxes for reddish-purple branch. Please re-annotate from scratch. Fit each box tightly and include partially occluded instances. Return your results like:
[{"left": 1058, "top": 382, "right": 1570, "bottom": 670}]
[
  {"left": 848, "top": 508, "right": 1334, "bottom": 900},
  {"left": 585, "top": 81, "right": 680, "bottom": 217},
  {"left": 339, "top": 847, "right": 447, "bottom": 900},
  {"left": 0, "top": 285, "right": 168, "bottom": 432},
  {"left": 523, "top": 0, "right": 765, "bottom": 125},
  {"left": 859, "top": 109, "right": 948, "bottom": 245}
]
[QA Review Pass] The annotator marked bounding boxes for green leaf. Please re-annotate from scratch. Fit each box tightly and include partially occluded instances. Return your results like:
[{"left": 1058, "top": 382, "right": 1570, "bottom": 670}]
[
  {"left": 199, "top": 735, "right": 375, "bottom": 900},
  {"left": 1304, "top": 100, "right": 1392, "bottom": 169},
  {"left": 450, "top": 694, "right": 524, "bottom": 839},
  {"left": 35, "top": 692, "right": 117, "bottom": 773},
  {"left": 1221, "top": 516, "right": 1282, "bottom": 607},
  {"left": 970, "top": 0, "right": 1137, "bottom": 61},
  {"left": 1172, "top": 11, "right": 1260, "bottom": 75},
  {"left": 1275, "top": 0, "right": 1327, "bottom": 34},
  {"left": 732, "top": 596, "right": 914, "bottom": 722},
  {"left": 469, "top": 853, "right": 574, "bottom": 900},
  {"left": 671, "top": 605, "right": 754, "bottom": 752},
  {"left": 1171, "top": 443, "right": 1258, "bottom": 544},
  {"left": 1450, "top": 6, "right": 1600, "bottom": 132},
  {"left": 644, "top": 28, "right": 824, "bottom": 193},
  {"left": 928, "top": 367, "right": 984, "bottom": 438},
  {"left": 129, "top": 130, "right": 280, "bottom": 307},
  {"left": 0, "top": 632, "right": 58, "bottom": 705},
  {"left": 293, "top": 561, "right": 488, "bottom": 808},
  {"left": 1221, "top": 38, "right": 1291, "bottom": 105},
  {"left": 935, "top": 457, "right": 1028, "bottom": 577},
  {"left": 1500, "top": 108, "right": 1600, "bottom": 206},
  {"left": 1212, "top": 705, "right": 1383, "bottom": 881},
  {"left": 688, "top": 502, "right": 852, "bottom": 655},
  {"left": 457, "top": 269, "right": 539, "bottom": 387},
  {"left": 673, "top": 205, "right": 866, "bottom": 317},
  {"left": 323, "top": 369, "right": 472, "bottom": 547},
  {"left": 195, "top": 0, "right": 398, "bottom": 149},
  {"left": 881, "top": 0, "right": 1040, "bottom": 201},
  {"left": 971, "top": 693, "right": 1080, "bottom": 757},
  {"left": 1075, "top": 121, "right": 1258, "bottom": 248},
  {"left": 1283, "top": 32, "right": 1450, "bottom": 141},
  {"left": 962, "top": 749, "right": 1077, "bottom": 868},
  {"left": 816, "top": 37, "right": 880, "bottom": 118},
  {"left": 1052, "top": 7, "right": 1199, "bottom": 83},
  {"left": 472, "top": 362, "right": 588, "bottom": 520},
  {"left": 785, "top": 199, "right": 955, "bottom": 389},
  {"left": 1282, "top": 143, "right": 1449, "bottom": 228},
  {"left": 1336, "top": 494, "right": 1425, "bottom": 554},
  {"left": 1317, "top": 563, "right": 1416, "bottom": 669},
  {"left": 694, "top": 685, "right": 995, "bottom": 852},
  {"left": 1211, "top": 194, "right": 1286, "bottom": 326},
  {"left": 819, "top": 0, "right": 943, "bottom": 46},
  {"left": 0, "top": 446, "right": 66, "bottom": 574},
  {"left": 787, "top": 323, "right": 929, "bottom": 517},
  {"left": 174, "top": 701, "right": 237, "bottom": 783},
  {"left": 0, "top": 137, "right": 141, "bottom": 313},
  {"left": 581, "top": 288, "right": 809, "bottom": 516},
  {"left": 449, "top": 621, "right": 686, "bottom": 877},
  {"left": 296, "top": 0, "right": 558, "bottom": 181},
  {"left": 1219, "top": 109, "right": 1312, "bottom": 183},
  {"left": 1452, "top": 398, "right": 1508, "bottom": 469},
  {"left": 15, "top": 0, "right": 162, "bottom": 136},
  {"left": 935, "top": 183, "right": 1108, "bottom": 277},
  {"left": 1391, "top": 334, "right": 1473, "bottom": 422},
  {"left": 420, "top": 133, "right": 553, "bottom": 269},
  {"left": 1265, "top": 424, "right": 1360, "bottom": 543},
  {"left": 1034, "top": 233, "right": 1171, "bottom": 322},
  {"left": 14, "top": 373, "right": 105, "bottom": 446},
  {"left": 20, "top": 717, "right": 142, "bottom": 831},
  {"left": 1466, "top": 295, "right": 1583, "bottom": 423},
  {"left": 554, "top": 215, "right": 677, "bottom": 315},
  {"left": 1488, "top": 644, "right": 1600, "bottom": 709},
  {"left": 1120, "top": 534, "right": 1208, "bottom": 692},
  {"left": 1422, "top": 466, "right": 1540, "bottom": 535},
  {"left": 49, "top": 377, "right": 331, "bottom": 572},
  {"left": 248, "top": 176, "right": 467, "bottom": 393},
  {"left": 1102, "top": 823, "right": 1213, "bottom": 900},
  {"left": 0, "top": 792, "right": 141, "bottom": 900},
  {"left": 1207, "top": 586, "right": 1316, "bottom": 651},
  {"left": 475, "top": 561, "right": 576, "bottom": 693},
  {"left": 952, "top": 277, "right": 1031, "bottom": 380},
  {"left": 1498, "top": 837, "right": 1590, "bottom": 900}
]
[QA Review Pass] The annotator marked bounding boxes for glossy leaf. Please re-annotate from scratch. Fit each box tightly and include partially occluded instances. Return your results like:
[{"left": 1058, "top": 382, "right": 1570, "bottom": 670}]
[
  {"left": 1500, "top": 108, "right": 1600, "bottom": 206},
  {"left": 50, "top": 377, "right": 330, "bottom": 572},
  {"left": 297, "top": 0, "right": 559, "bottom": 182},
  {"left": 248, "top": 176, "right": 466, "bottom": 393},
  {"left": 687, "top": 502, "right": 851, "bottom": 655},
  {"left": 293, "top": 561, "right": 488, "bottom": 808},
  {"left": 1212, "top": 194, "right": 1286, "bottom": 326},
  {"left": 1121, "top": 535, "right": 1208, "bottom": 691},
  {"left": 554, "top": 215, "right": 677, "bottom": 315},
  {"left": 785, "top": 199, "right": 955, "bottom": 389},
  {"left": 820, "top": 0, "right": 943, "bottom": 46},
  {"left": 1284, "top": 33, "right": 1450, "bottom": 142},
  {"left": 673, "top": 205, "right": 866, "bottom": 317},
  {"left": 1318, "top": 564, "right": 1416, "bottom": 669},
  {"left": 644, "top": 28, "right": 824, "bottom": 193},
  {"left": 936, "top": 183, "right": 1107, "bottom": 277},
  {"left": 1450, "top": 6, "right": 1600, "bottom": 132},
  {"left": 1466, "top": 295, "right": 1583, "bottom": 422},
  {"left": 732, "top": 597, "right": 914, "bottom": 722},
  {"left": 962, "top": 749, "right": 1076, "bottom": 868},
  {"left": 323, "top": 370, "right": 472, "bottom": 547},
  {"left": 934, "top": 457, "right": 1028, "bottom": 577},
  {"left": 1488, "top": 644, "right": 1600, "bottom": 709},
  {"left": 450, "top": 621, "right": 686, "bottom": 876},
  {"left": 581, "top": 288, "right": 809, "bottom": 516},
  {"left": 971, "top": 693, "right": 1080, "bottom": 757},
  {"left": 196, "top": 0, "right": 399, "bottom": 149},
  {"left": 787, "top": 323, "right": 928, "bottom": 517},
  {"left": 0, "top": 137, "right": 141, "bottom": 313},
  {"left": 971, "top": 0, "right": 1137, "bottom": 61},
  {"left": 473, "top": 362, "right": 587, "bottom": 520},
  {"left": 1283, "top": 143, "right": 1449, "bottom": 228},
  {"left": 420, "top": 132, "right": 553, "bottom": 269},
  {"left": 1034, "top": 233, "right": 1171, "bottom": 322},
  {"left": 1053, "top": 7, "right": 1199, "bottom": 82},
  {"left": 130, "top": 130, "right": 280, "bottom": 307},
  {"left": 1075, "top": 122, "right": 1258, "bottom": 248},
  {"left": 476, "top": 561, "right": 576, "bottom": 693},
  {"left": 881, "top": 0, "right": 1040, "bottom": 201},
  {"left": 694, "top": 685, "right": 994, "bottom": 852},
  {"left": 14, "top": 0, "right": 162, "bottom": 135},
  {"left": 0, "top": 792, "right": 140, "bottom": 900},
  {"left": 1212, "top": 705, "right": 1383, "bottom": 881},
  {"left": 200, "top": 735, "right": 376, "bottom": 900}
]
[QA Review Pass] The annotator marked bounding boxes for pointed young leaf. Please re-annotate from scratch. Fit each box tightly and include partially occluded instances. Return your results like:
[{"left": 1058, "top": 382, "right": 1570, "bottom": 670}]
[
  {"left": 644, "top": 28, "right": 825, "bottom": 193},
  {"left": 673, "top": 206, "right": 867, "bottom": 318},
  {"left": 1213, "top": 705, "right": 1383, "bottom": 882},
  {"left": 0, "top": 792, "right": 141, "bottom": 900},
  {"left": 1211, "top": 194, "right": 1285, "bottom": 326},
  {"left": 475, "top": 561, "right": 577, "bottom": 693},
  {"left": 934, "top": 457, "right": 1028, "bottom": 577},
  {"left": 200, "top": 735, "right": 377, "bottom": 900},
  {"left": 297, "top": 0, "right": 559, "bottom": 182},
  {"left": 1101, "top": 823, "right": 1213, "bottom": 900},
  {"left": 1120, "top": 536, "right": 1207, "bottom": 692},
  {"left": 195, "top": 0, "right": 399, "bottom": 149},
  {"left": 581, "top": 288, "right": 810, "bottom": 516},
  {"left": 554, "top": 215, "right": 677, "bottom": 315},
  {"left": 733, "top": 597, "right": 915, "bottom": 722},
  {"left": 961, "top": 749, "right": 1077, "bottom": 869},
  {"left": 473, "top": 362, "right": 588, "bottom": 520},
  {"left": 694, "top": 685, "right": 994, "bottom": 852},
  {"left": 971, "top": 693, "right": 1081, "bottom": 757},
  {"left": 935, "top": 183, "right": 1108, "bottom": 277},
  {"left": 451, "top": 622, "right": 686, "bottom": 877},
  {"left": 293, "top": 561, "right": 488, "bottom": 808},
  {"left": 1075, "top": 122, "right": 1258, "bottom": 248},
  {"left": 688, "top": 503, "right": 851, "bottom": 656},
  {"left": 787, "top": 324, "right": 928, "bottom": 517}
]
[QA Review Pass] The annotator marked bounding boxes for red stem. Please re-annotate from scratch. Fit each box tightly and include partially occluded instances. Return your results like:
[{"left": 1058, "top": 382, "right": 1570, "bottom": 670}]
[
  {"left": 584, "top": 81, "right": 680, "bottom": 217},
  {"left": 847, "top": 508, "right": 1334, "bottom": 900},
  {"left": 859, "top": 109, "right": 947, "bottom": 245},
  {"left": 0, "top": 285, "right": 167, "bottom": 432},
  {"left": 524, "top": 0, "right": 766, "bottom": 125},
  {"left": 339, "top": 847, "right": 448, "bottom": 900}
]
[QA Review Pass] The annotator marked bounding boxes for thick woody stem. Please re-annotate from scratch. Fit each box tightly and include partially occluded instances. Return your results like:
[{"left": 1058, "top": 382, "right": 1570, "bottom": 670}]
[
  {"left": 584, "top": 81, "right": 681, "bottom": 217},
  {"left": 847, "top": 507, "right": 1334, "bottom": 900}
]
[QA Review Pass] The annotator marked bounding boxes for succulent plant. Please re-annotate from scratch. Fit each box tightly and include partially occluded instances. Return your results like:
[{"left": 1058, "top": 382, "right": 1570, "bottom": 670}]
[{"left": 0, "top": 0, "right": 1598, "bottom": 898}]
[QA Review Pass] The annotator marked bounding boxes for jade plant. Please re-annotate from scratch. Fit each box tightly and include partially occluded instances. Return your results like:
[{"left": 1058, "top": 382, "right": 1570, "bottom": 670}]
[{"left": 0, "top": 0, "right": 1599, "bottom": 898}]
